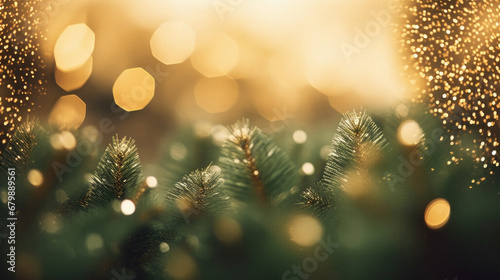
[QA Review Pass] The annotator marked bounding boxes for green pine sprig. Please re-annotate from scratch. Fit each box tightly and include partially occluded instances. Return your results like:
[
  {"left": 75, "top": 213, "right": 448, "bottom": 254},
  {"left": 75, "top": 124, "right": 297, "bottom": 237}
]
[
  {"left": 83, "top": 135, "right": 143, "bottom": 208},
  {"left": 166, "top": 166, "right": 228, "bottom": 223},
  {"left": 0, "top": 120, "right": 45, "bottom": 175},
  {"left": 220, "top": 120, "right": 298, "bottom": 206},
  {"left": 323, "top": 110, "right": 387, "bottom": 192},
  {"left": 296, "top": 182, "right": 335, "bottom": 219}
]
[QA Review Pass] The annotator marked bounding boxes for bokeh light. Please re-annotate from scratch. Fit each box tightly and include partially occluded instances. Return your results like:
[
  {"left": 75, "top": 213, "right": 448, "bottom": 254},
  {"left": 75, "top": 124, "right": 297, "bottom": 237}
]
[
  {"left": 54, "top": 23, "right": 95, "bottom": 72},
  {"left": 424, "top": 198, "right": 451, "bottom": 230},
  {"left": 48, "top": 95, "right": 86, "bottom": 130},
  {"left": 194, "top": 76, "right": 239, "bottom": 113},
  {"left": 165, "top": 249, "right": 198, "bottom": 279},
  {"left": 288, "top": 214, "right": 323, "bottom": 247},
  {"left": 55, "top": 57, "right": 93, "bottom": 92},
  {"left": 27, "top": 169, "right": 43, "bottom": 187},
  {"left": 300, "top": 162, "right": 315, "bottom": 176},
  {"left": 293, "top": 130, "right": 307, "bottom": 144},
  {"left": 150, "top": 21, "right": 196, "bottom": 65},
  {"left": 159, "top": 242, "right": 170, "bottom": 253},
  {"left": 213, "top": 217, "right": 242, "bottom": 245},
  {"left": 191, "top": 33, "right": 239, "bottom": 77},
  {"left": 113, "top": 68, "right": 155, "bottom": 112},
  {"left": 398, "top": 120, "right": 424, "bottom": 146},
  {"left": 121, "top": 199, "right": 136, "bottom": 215},
  {"left": 85, "top": 233, "right": 104, "bottom": 252},
  {"left": 146, "top": 176, "right": 158, "bottom": 188},
  {"left": 50, "top": 131, "right": 77, "bottom": 150}
]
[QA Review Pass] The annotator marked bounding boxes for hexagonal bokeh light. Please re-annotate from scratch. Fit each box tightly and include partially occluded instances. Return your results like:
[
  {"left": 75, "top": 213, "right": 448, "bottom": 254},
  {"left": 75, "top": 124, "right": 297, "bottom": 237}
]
[
  {"left": 48, "top": 94, "right": 86, "bottom": 129},
  {"left": 54, "top": 23, "right": 95, "bottom": 72},
  {"left": 150, "top": 21, "right": 196, "bottom": 65},
  {"left": 113, "top": 68, "right": 155, "bottom": 112}
]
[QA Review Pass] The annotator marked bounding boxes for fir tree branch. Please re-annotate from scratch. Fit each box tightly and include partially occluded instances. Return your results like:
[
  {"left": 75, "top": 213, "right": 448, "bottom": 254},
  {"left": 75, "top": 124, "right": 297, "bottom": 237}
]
[
  {"left": 323, "top": 110, "right": 387, "bottom": 192},
  {"left": 83, "top": 135, "right": 143, "bottom": 208},
  {"left": 220, "top": 120, "right": 298, "bottom": 206},
  {"left": 296, "top": 182, "right": 335, "bottom": 218},
  {"left": 166, "top": 166, "right": 227, "bottom": 222},
  {"left": 0, "top": 120, "right": 44, "bottom": 175}
]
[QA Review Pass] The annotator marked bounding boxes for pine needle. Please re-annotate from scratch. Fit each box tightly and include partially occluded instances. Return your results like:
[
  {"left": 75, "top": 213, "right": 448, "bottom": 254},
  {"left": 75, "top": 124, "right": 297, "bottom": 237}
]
[
  {"left": 83, "top": 135, "right": 143, "bottom": 208},
  {"left": 220, "top": 120, "right": 298, "bottom": 206},
  {"left": 166, "top": 166, "right": 227, "bottom": 223},
  {"left": 323, "top": 110, "right": 387, "bottom": 192},
  {"left": 296, "top": 182, "right": 335, "bottom": 218},
  {"left": 0, "top": 120, "right": 44, "bottom": 175}
]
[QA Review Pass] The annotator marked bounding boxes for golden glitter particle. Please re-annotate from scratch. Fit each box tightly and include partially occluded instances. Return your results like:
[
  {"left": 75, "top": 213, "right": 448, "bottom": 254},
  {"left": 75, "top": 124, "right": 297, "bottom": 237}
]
[
  {"left": 399, "top": 1, "right": 500, "bottom": 169},
  {"left": 0, "top": 0, "right": 47, "bottom": 152}
]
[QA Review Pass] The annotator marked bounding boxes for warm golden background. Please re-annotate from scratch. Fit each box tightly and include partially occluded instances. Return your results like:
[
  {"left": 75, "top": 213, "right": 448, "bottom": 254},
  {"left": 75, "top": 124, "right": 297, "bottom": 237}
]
[{"left": 40, "top": 0, "right": 409, "bottom": 160}]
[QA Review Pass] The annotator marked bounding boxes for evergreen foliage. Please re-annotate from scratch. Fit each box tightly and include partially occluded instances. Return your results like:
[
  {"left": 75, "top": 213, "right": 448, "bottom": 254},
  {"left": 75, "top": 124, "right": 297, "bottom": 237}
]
[
  {"left": 83, "top": 136, "right": 143, "bottom": 208},
  {"left": 296, "top": 182, "right": 335, "bottom": 219},
  {"left": 1, "top": 109, "right": 500, "bottom": 279},
  {"left": 220, "top": 120, "right": 298, "bottom": 207},
  {"left": 165, "top": 166, "right": 228, "bottom": 224},
  {"left": 0, "top": 120, "right": 45, "bottom": 175},
  {"left": 323, "top": 110, "right": 387, "bottom": 192}
]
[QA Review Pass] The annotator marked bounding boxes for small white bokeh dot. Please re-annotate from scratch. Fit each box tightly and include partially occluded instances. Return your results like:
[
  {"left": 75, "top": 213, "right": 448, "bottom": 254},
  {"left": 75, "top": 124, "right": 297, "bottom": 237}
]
[
  {"left": 293, "top": 130, "right": 307, "bottom": 144},
  {"left": 301, "top": 162, "right": 315, "bottom": 175},
  {"left": 146, "top": 176, "right": 158, "bottom": 188},
  {"left": 121, "top": 199, "right": 136, "bottom": 215}
]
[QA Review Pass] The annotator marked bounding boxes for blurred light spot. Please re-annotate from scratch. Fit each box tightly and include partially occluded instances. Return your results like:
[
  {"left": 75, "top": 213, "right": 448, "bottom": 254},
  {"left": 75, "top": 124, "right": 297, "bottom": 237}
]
[
  {"left": 176, "top": 197, "right": 193, "bottom": 216},
  {"left": 195, "top": 121, "right": 212, "bottom": 138},
  {"left": 290, "top": 186, "right": 300, "bottom": 194},
  {"left": 27, "top": 169, "right": 43, "bottom": 187},
  {"left": 213, "top": 217, "right": 242, "bottom": 245},
  {"left": 0, "top": 190, "right": 6, "bottom": 204},
  {"left": 51, "top": 131, "right": 77, "bottom": 150},
  {"left": 112, "top": 200, "right": 122, "bottom": 213},
  {"left": 288, "top": 214, "right": 323, "bottom": 247},
  {"left": 55, "top": 57, "right": 93, "bottom": 92},
  {"left": 54, "top": 23, "right": 95, "bottom": 71},
  {"left": 208, "top": 165, "right": 222, "bottom": 174},
  {"left": 165, "top": 249, "right": 197, "bottom": 280},
  {"left": 113, "top": 68, "right": 155, "bottom": 112},
  {"left": 55, "top": 189, "right": 68, "bottom": 204},
  {"left": 186, "top": 235, "right": 201, "bottom": 249},
  {"left": 86, "top": 233, "right": 104, "bottom": 252},
  {"left": 61, "top": 131, "right": 77, "bottom": 150},
  {"left": 48, "top": 95, "right": 86, "bottom": 130},
  {"left": 194, "top": 77, "right": 239, "bottom": 113},
  {"left": 146, "top": 176, "right": 158, "bottom": 188},
  {"left": 121, "top": 199, "right": 136, "bottom": 215},
  {"left": 398, "top": 120, "right": 424, "bottom": 146},
  {"left": 301, "top": 162, "right": 315, "bottom": 175},
  {"left": 293, "top": 130, "right": 307, "bottom": 144},
  {"left": 81, "top": 125, "right": 100, "bottom": 143},
  {"left": 159, "top": 242, "right": 170, "bottom": 253},
  {"left": 170, "top": 142, "right": 188, "bottom": 161},
  {"left": 425, "top": 198, "right": 451, "bottom": 229},
  {"left": 191, "top": 33, "right": 239, "bottom": 77},
  {"left": 41, "top": 213, "right": 60, "bottom": 234},
  {"left": 320, "top": 145, "right": 333, "bottom": 161},
  {"left": 211, "top": 125, "right": 229, "bottom": 145},
  {"left": 150, "top": 21, "right": 196, "bottom": 65}
]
